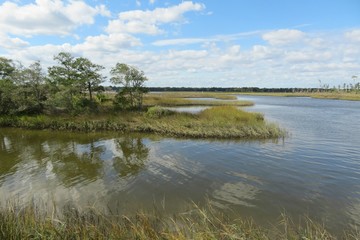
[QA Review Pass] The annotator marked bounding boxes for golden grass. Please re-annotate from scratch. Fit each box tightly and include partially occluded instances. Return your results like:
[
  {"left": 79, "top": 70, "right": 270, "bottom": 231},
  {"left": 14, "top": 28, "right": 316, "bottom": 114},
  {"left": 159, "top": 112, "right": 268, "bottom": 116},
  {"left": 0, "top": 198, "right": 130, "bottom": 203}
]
[
  {"left": 236, "top": 92, "right": 360, "bottom": 101},
  {"left": 0, "top": 106, "right": 285, "bottom": 139},
  {"left": 0, "top": 201, "right": 357, "bottom": 240},
  {"left": 143, "top": 93, "right": 253, "bottom": 107}
]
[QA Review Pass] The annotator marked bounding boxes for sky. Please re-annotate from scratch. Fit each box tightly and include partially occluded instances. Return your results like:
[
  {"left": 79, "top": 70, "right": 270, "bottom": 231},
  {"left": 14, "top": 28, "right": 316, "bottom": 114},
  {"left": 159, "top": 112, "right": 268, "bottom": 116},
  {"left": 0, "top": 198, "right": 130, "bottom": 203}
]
[{"left": 0, "top": 0, "right": 359, "bottom": 88}]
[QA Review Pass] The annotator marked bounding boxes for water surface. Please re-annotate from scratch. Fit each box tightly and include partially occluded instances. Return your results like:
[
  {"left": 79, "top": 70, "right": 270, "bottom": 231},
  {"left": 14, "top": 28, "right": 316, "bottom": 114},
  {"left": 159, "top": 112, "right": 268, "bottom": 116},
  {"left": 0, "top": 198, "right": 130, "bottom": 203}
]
[{"left": 1, "top": 95, "right": 359, "bottom": 233}]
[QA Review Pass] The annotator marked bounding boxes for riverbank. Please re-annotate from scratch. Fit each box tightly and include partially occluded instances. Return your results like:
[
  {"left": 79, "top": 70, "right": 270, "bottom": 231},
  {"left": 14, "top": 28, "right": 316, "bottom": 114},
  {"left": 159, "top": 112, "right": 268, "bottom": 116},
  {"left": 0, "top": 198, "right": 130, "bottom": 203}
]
[
  {"left": 236, "top": 92, "right": 360, "bottom": 101},
  {"left": 0, "top": 106, "right": 285, "bottom": 139},
  {"left": 0, "top": 202, "right": 356, "bottom": 240}
]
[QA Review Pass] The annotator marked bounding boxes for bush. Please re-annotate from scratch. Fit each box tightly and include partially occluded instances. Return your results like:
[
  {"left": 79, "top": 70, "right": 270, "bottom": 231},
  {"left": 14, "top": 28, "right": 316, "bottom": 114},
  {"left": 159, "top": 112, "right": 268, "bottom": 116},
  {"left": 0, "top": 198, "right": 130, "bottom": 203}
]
[{"left": 145, "top": 106, "right": 174, "bottom": 118}]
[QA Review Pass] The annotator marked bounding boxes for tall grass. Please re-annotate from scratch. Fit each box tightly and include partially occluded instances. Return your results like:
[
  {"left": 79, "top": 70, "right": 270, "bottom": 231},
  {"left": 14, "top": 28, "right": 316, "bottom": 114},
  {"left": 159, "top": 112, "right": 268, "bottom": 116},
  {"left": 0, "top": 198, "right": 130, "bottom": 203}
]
[
  {"left": 143, "top": 93, "right": 253, "bottom": 107},
  {"left": 237, "top": 92, "right": 360, "bottom": 101},
  {"left": 0, "top": 201, "right": 357, "bottom": 240},
  {"left": 0, "top": 106, "right": 285, "bottom": 139}
]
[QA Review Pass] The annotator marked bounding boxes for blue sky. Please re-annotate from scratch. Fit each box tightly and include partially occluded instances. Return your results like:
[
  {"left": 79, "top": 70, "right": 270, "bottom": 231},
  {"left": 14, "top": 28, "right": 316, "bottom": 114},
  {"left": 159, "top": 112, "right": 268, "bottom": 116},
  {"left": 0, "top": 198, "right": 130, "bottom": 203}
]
[{"left": 0, "top": 0, "right": 359, "bottom": 87}]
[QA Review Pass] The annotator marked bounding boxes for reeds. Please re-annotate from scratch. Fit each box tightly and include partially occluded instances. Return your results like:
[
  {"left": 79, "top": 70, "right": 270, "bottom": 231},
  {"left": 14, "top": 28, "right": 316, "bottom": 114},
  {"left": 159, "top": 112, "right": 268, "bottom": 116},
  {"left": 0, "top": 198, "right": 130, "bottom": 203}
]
[
  {"left": 237, "top": 92, "right": 360, "bottom": 101},
  {"left": 0, "top": 106, "right": 285, "bottom": 139},
  {"left": 143, "top": 93, "right": 253, "bottom": 107},
  {"left": 0, "top": 201, "right": 357, "bottom": 240}
]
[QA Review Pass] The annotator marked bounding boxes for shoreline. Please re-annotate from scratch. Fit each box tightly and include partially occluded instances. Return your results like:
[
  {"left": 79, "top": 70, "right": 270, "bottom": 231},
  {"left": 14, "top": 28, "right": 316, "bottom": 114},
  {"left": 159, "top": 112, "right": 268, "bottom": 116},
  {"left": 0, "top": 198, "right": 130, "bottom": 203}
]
[{"left": 0, "top": 106, "right": 285, "bottom": 140}]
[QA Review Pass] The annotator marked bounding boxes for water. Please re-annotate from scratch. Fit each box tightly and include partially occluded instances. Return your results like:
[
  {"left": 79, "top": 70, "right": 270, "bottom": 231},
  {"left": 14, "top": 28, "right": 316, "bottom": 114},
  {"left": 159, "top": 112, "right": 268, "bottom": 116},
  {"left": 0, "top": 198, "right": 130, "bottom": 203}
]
[{"left": 1, "top": 95, "right": 360, "bottom": 233}]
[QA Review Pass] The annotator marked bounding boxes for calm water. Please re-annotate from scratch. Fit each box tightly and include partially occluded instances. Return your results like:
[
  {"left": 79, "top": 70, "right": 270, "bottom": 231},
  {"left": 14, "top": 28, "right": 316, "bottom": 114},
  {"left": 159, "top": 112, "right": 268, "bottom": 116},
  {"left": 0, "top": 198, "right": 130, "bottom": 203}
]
[{"left": 1, "top": 96, "right": 360, "bottom": 233}]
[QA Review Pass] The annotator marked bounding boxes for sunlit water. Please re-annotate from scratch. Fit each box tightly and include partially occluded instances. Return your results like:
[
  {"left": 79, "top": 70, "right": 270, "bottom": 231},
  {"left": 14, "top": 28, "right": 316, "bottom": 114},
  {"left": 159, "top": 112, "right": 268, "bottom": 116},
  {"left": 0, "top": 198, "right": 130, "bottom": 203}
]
[{"left": 0, "top": 95, "right": 359, "bottom": 234}]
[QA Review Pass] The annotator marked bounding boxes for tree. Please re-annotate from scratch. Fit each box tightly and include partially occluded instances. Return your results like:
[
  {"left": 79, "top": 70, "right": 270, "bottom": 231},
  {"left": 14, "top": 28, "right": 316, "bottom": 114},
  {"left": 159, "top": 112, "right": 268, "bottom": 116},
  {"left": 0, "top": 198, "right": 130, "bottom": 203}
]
[
  {"left": 110, "top": 63, "right": 148, "bottom": 110},
  {"left": 48, "top": 52, "right": 105, "bottom": 112},
  {"left": 0, "top": 57, "right": 17, "bottom": 114},
  {"left": 12, "top": 61, "right": 47, "bottom": 113},
  {"left": 0, "top": 57, "right": 15, "bottom": 80},
  {"left": 74, "top": 57, "right": 105, "bottom": 101}
]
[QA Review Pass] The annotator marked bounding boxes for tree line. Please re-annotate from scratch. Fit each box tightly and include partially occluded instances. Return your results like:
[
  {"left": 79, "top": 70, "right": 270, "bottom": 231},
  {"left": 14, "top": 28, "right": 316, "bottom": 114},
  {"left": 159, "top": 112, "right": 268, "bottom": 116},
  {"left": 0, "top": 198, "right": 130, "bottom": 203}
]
[{"left": 0, "top": 53, "right": 147, "bottom": 115}]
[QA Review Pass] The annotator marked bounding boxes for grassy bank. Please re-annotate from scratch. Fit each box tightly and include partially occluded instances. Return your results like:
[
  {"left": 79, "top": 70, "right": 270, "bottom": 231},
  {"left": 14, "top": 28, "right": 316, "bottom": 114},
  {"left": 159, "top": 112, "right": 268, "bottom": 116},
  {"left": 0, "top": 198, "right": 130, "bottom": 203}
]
[
  {"left": 143, "top": 92, "right": 253, "bottom": 107},
  {"left": 0, "top": 106, "right": 285, "bottom": 139},
  {"left": 0, "top": 202, "right": 357, "bottom": 240},
  {"left": 236, "top": 92, "right": 360, "bottom": 101}
]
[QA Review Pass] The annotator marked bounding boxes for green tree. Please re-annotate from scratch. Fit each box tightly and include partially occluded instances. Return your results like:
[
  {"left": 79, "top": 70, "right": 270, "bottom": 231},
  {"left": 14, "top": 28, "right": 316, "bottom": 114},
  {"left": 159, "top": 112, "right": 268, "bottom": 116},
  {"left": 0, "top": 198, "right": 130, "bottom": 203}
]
[
  {"left": 74, "top": 57, "right": 105, "bottom": 101},
  {"left": 0, "top": 57, "right": 16, "bottom": 80},
  {"left": 11, "top": 61, "right": 47, "bottom": 113},
  {"left": 110, "top": 63, "right": 148, "bottom": 110},
  {"left": 0, "top": 57, "right": 17, "bottom": 114},
  {"left": 48, "top": 52, "right": 105, "bottom": 112}
]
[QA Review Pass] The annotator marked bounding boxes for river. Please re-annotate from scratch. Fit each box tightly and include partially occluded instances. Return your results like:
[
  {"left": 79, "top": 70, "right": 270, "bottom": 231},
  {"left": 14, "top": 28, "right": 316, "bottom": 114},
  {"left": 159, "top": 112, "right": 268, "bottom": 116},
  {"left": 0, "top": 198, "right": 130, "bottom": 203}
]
[{"left": 0, "top": 95, "right": 359, "bottom": 234}]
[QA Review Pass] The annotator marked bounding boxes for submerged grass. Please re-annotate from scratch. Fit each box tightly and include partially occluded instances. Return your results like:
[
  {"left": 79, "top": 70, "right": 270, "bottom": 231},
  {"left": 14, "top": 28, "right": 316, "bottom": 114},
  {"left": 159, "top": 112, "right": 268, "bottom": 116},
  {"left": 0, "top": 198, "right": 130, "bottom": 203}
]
[
  {"left": 0, "top": 201, "right": 357, "bottom": 240},
  {"left": 0, "top": 106, "right": 285, "bottom": 139}
]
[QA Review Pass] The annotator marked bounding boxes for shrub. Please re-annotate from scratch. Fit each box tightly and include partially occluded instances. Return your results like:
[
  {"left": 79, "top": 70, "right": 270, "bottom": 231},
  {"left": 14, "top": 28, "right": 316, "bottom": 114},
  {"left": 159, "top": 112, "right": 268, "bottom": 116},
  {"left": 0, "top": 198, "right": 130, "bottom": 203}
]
[{"left": 145, "top": 106, "right": 174, "bottom": 118}]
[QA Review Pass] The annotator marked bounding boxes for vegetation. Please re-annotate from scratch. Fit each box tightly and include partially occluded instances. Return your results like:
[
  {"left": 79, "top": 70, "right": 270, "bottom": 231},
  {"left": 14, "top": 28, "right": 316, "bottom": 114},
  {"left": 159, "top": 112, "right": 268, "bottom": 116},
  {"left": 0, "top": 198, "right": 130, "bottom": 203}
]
[
  {"left": 0, "top": 201, "right": 358, "bottom": 240},
  {"left": 110, "top": 63, "right": 148, "bottom": 110},
  {"left": 0, "top": 106, "right": 285, "bottom": 139},
  {"left": 237, "top": 91, "right": 360, "bottom": 101},
  {"left": 143, "top": 92, "right": 253, "bottom": 107},
  {"left": 0, "top": 53, "right": 148, "bottom": 115}
]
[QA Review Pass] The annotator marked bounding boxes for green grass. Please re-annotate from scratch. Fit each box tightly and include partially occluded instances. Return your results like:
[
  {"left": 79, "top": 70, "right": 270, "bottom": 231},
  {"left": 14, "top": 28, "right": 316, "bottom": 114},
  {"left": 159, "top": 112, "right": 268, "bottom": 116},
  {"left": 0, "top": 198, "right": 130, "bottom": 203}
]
[
  {"left": 0, "top": 106, "right": 285, "bottom": 139},
  {"left": 0, "top": 201, "right": 357, "bottom": 240}
]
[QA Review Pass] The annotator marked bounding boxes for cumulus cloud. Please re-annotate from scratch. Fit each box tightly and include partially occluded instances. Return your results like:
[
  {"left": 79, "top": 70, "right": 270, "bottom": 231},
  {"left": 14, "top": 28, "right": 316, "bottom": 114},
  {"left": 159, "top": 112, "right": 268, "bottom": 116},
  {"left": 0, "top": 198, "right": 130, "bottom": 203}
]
[
  {"left": 0, "top": 33, "right": 29, "bottom": 49},
  {"left": 262, "top": 29, "right": 305, "bottom": 45},
  {"left": 0, "top": 0, "right": 110, "bottom": 36},
  {"left": 73, "top": 33, "right": 142, "bottom": 52},
  {"left": 106, "top": 1, "right": 205, "bottom": 35}
]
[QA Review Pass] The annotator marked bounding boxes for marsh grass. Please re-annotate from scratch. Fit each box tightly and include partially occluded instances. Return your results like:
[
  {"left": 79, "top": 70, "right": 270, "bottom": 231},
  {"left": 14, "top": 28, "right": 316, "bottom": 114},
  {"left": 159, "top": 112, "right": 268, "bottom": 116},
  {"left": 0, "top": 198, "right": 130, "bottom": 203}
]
[
  {"left": 0, "top": 201, "right": 357, "bottom": 240},
  {"left": 143, "top": 92, "right": 253, "bottom": 107},
  {"left": 237, "top": 92, "right": 360, "bottom": 101},
  {"left": 0, "top": 106, "right": 285, "bottom": 139}
]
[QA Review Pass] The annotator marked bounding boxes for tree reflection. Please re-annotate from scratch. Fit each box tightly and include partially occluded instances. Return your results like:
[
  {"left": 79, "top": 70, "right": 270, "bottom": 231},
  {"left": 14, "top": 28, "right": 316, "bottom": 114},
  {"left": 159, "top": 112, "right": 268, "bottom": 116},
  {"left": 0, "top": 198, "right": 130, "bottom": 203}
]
[
  {"left": 51, "top": 140, "right": 105, "bottom": 187},
  {"left": 0, "top": 134, "right": 20, "bottom": 176},
  {"left": 113, "top": 136, "right": 149, "bottom": 177}
]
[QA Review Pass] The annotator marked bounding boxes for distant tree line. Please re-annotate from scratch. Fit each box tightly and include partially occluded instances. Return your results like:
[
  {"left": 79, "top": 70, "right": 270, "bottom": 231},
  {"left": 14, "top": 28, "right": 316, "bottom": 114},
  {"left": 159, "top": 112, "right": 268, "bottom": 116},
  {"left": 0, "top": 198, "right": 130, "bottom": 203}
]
[
  {"left": 0, "top": 53, "right": 147, "bottom": 115},
  {"left": 144, "top": 86, "right": 359, "bottom": 93}
]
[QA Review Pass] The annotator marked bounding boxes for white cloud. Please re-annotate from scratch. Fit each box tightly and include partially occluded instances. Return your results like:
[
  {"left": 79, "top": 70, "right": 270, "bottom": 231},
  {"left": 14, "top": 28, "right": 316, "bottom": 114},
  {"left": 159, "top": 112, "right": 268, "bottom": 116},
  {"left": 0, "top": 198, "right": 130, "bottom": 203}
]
[
  {"left": 2, "top": 25, "right": 360, "bottom": 88},
  {"left": 262, "top": 29, "right": 305, "bottom": 45},
  {"left": 0, "top": 33, "right": 29, "bottom": 49},
  {"left": 153, "top": 37, "right": 209, "bottom": 46},
  {"left": 0, "top": 0, "right": 110, "bottom": 36},
  {"left": 106, "top": 1, "right": 205, "bottom": 35},
  {"left": 149, "top": 0, "right": 155, "bottom": 4},
  {"left": 74, "top": 33, "right": 142, "bottom": 52},
  {"left": 345, "top": 29, "right": 360, "bottom": 42},
  {"left": 152, "top": 31, "right": 262, "bottom": 46}
]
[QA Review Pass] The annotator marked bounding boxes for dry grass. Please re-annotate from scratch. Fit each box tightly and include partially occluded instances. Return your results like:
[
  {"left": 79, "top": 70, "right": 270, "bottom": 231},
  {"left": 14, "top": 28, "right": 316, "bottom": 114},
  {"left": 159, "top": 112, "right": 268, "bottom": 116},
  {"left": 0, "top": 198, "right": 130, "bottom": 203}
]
[
  {"left": 0, "top": 106, "right": 285, "bottom": 139},
  {"left": 236, "top": 92, "right": 360, "bottom": 101},
  {"left": 143, "top": 92, "right": 253, "bottom": 107},
  {"left": 0, "top": 201, "right": 357, "bottom": 240}
]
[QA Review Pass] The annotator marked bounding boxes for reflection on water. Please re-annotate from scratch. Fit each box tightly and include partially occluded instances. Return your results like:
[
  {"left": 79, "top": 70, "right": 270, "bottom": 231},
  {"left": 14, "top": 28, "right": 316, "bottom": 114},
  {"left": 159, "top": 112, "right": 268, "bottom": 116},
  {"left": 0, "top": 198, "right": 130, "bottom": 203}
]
[
  {"left": 1, "top": 96, "right": 360, "bottom": 234},
  {"left": 113, "top": 136, "right": 149, "bottom": 177}
]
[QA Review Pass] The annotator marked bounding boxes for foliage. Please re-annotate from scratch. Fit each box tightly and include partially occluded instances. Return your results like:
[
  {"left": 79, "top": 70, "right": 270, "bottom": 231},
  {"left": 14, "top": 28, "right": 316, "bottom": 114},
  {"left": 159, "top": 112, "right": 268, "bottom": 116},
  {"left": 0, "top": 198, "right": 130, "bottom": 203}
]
[
  {"left": 0, "top": 79, "right": 16, "bottom": 115},
  {"left": 0, "top": 57, "right": 16, "bottom": 80},
  {"left": 48, "top": 52, "right": 105, "bottom": 113},
  {"left": 145, "top": 106, "right": 174, "bottom": 118},
  {"left": 111, "top": 63, "right": 148, "bottom": 110}
]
